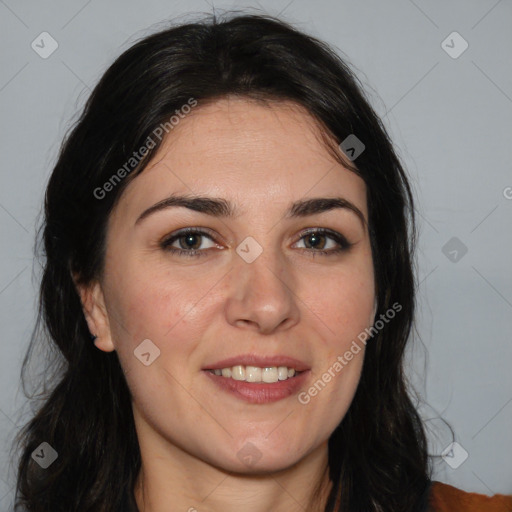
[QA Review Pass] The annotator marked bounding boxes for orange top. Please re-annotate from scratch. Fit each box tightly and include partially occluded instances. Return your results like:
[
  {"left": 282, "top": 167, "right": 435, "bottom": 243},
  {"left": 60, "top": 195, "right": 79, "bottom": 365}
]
[{"left": 429, "top": 481, "right": 512, "bottom": 511}]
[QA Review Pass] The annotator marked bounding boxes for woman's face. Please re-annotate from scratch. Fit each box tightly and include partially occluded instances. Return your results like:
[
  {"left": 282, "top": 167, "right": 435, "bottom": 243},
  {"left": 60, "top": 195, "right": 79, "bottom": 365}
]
[{"left": 86, "top": 97, "right": 376, "bottom": 473}]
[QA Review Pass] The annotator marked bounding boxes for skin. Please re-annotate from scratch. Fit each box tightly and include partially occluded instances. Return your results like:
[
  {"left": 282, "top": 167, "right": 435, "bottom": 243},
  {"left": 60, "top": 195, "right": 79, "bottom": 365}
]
[{"left": 77, "top": 97, "right": 377, "bottom": 512}]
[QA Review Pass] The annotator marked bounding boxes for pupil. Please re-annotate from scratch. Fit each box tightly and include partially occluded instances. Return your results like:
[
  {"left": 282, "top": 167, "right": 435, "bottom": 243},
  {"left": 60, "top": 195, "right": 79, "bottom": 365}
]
[
  {"left": 307, "top": 233, "right": 324, "bottom": 249},
  {"left": 182, "top": 234, "right": 200, "bottom": 250}
]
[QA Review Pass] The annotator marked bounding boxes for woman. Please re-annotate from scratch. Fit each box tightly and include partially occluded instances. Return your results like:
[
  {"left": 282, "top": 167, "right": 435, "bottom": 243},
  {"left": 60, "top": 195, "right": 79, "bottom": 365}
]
[{"left": 13, "top": 12, "right": 512, "bottom": 512}]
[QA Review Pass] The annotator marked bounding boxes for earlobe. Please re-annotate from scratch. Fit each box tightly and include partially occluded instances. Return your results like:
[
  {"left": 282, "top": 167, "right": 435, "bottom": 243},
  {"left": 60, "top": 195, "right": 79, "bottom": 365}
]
[
  {"left": 73, "top": 276, "right": 116, "bottom": 353},
  {"left": 93, "top": 335, "right": 115, "bottom": 353}
]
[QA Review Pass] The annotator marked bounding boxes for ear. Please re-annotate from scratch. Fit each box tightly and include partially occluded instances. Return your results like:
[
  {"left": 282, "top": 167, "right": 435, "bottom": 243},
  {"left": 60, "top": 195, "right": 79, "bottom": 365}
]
[{"left": 73, "top": 275, "right": 115, "bottom": 353}]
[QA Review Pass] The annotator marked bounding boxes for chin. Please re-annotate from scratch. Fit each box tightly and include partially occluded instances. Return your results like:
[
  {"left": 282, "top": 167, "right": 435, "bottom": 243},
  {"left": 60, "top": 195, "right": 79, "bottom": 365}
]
[
  {"left": 228, "top": 457, "right": 302, "bottom": 475},
  {"left": 208, "top": 445, "right": 306, "bottom": 475}
]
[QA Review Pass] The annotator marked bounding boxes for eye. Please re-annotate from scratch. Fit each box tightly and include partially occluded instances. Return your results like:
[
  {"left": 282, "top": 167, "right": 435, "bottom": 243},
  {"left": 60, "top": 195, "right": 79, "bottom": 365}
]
[
  {"left": 160, "top": 228, "right": 218, "bottom": 257},
  {"left": 293, "top": 228, "right": 352, "bottom": 256}
]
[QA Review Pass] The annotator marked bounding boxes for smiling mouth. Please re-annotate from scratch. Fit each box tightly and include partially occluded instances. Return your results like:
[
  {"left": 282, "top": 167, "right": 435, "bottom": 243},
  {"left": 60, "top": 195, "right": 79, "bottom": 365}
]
[
  {"left": 203, "top": 367, "right": 310, "bottom": 404},
  {"left": 205, "top": 365, "right": 303, "bottom": 383}
]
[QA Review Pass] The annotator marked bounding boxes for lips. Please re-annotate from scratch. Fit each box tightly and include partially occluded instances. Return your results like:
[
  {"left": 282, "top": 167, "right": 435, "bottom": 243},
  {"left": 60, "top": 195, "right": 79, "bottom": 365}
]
[
  {"left": 203, "top": 368, "right": 311, "bottom": 404},
  {"left": 202, "top": 354, "right": 311, "bottom": 372}
]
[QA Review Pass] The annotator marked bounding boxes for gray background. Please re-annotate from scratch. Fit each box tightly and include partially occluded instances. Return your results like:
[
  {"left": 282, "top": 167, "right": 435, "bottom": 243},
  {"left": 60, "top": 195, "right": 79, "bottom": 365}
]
[{"left": 0, "top": 0, "right": 511, "bottom": 508}]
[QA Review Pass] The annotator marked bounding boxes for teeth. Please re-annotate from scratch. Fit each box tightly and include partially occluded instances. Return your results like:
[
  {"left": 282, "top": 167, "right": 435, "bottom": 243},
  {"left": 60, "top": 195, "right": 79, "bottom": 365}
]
[
  {"left": 246, "top": 366, "right": 261, "bottom": 382},
  {"left": 278, "top": 366, "right": 288, "bottom": 380},
  {"left": 209, "top": 365, "right": 298, "bottom": 383},
  {"left": 262, "top": 367, "right": 277, "bottom": 383},
  {"left": 231, "top": 365, "right": 245, "bottom": 381}
]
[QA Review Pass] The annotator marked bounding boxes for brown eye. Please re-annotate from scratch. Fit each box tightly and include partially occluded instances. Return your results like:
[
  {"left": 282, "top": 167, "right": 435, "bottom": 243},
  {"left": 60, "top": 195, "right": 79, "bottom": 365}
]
[
  {"left": 303, "top": 232, "right": 328, "bottom": 250},
  {"left": 294, "top": 228, "right": 352, "bottom": 256},
  {"left": 175, "top": 233, "right": 203, "bottom": 250},
  {"left": 160, "top": 228, "right": 217, "bottom": 257}
]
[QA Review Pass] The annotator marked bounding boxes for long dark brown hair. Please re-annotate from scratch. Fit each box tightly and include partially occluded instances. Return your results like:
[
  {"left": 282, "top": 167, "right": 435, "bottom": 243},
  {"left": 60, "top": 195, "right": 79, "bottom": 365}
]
[{"left": 12, "top": 12, "right": 432, "bottom": 511}]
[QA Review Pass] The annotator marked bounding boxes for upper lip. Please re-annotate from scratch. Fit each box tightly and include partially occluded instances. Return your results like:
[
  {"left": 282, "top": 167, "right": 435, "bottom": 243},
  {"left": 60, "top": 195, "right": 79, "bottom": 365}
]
[{"left": 203, "top": 354, "right": 311, "bottom": 372}]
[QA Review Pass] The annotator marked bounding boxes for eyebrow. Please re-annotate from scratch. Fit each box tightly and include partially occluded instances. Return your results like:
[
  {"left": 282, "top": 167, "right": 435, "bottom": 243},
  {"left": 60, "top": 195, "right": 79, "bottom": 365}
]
[{"left": 135, "top": 194, "right": 367, "bottom": 228}]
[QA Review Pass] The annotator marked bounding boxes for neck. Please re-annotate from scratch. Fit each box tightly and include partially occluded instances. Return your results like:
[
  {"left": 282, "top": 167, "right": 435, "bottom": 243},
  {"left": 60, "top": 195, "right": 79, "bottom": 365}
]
[{"left": 133, "top": 437, "right": 332, "bottom": 512}]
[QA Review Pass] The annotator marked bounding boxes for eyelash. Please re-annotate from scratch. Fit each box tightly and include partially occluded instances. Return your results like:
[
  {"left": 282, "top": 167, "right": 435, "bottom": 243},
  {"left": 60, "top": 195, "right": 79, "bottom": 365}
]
[{"left": 159, "top": 227, "right": 352, "bottom": 258}]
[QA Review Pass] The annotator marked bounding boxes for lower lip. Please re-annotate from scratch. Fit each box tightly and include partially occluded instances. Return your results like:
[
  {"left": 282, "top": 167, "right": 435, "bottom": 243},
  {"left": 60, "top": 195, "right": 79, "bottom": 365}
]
[{"left": 203, "top": 370, "right": 310, "bottom": 404}]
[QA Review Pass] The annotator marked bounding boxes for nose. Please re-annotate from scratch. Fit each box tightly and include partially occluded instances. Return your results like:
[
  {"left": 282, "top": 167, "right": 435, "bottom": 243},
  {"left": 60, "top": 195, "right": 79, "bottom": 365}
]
[{"left": 224, "top": 245, "right": 300, "bottom": 335}]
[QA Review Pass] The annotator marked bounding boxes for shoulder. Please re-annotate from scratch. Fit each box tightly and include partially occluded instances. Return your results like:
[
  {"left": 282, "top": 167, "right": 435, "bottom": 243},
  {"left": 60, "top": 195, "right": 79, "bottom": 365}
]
[{"left": 428, "top": 480, "right": 512, "bottom": 512}]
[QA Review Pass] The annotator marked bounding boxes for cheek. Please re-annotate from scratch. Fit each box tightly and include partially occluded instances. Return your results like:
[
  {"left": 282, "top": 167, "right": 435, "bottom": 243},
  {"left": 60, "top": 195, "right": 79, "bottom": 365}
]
[
  {"left": 305, "top": 267, "right": 375, "bottom": 342},
  {"left": 300, "top": 264, "right": 374, "bottom": 408},
  {"left": 108, "top": 279, "right": 205, "bottom": 411},
  {"left": 106, "top": 265, "right": 218, "bottom": 373}
]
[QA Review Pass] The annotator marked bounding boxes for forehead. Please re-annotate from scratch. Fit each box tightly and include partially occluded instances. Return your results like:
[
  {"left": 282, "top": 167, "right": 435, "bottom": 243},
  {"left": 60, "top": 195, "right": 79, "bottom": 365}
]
[{"left": 113, "top": 97, "right": 368, "bottom": 222}]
